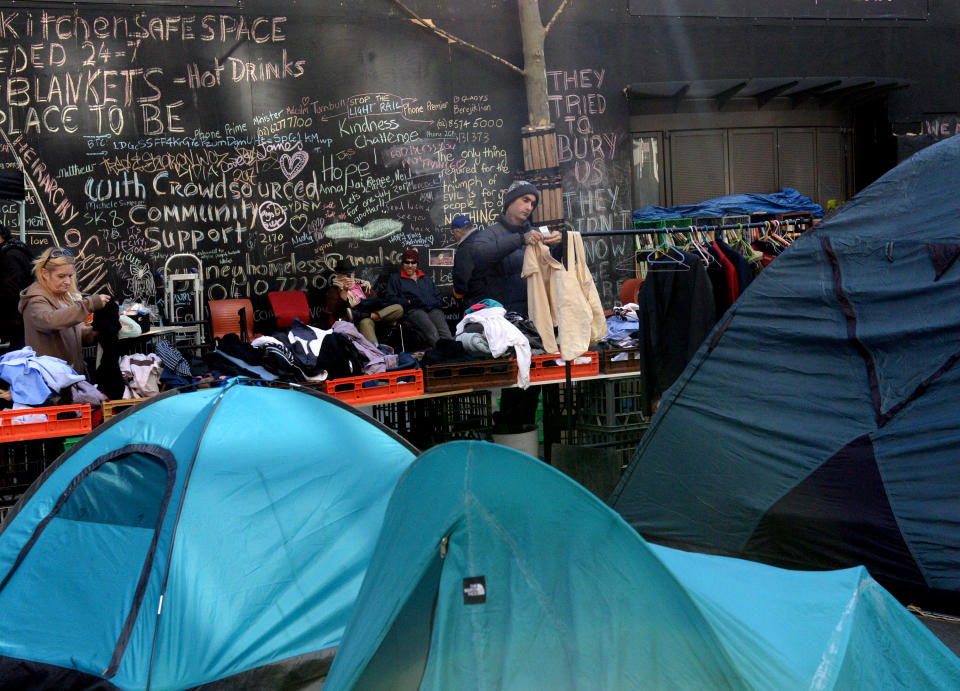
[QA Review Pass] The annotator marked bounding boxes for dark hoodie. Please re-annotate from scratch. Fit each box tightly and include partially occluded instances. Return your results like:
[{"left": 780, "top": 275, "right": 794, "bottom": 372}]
[{"left": 0, "top": 238, "right": 34, "bottom": 345}]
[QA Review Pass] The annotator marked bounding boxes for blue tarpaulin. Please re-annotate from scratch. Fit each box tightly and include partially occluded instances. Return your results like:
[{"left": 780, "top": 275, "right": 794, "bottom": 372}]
[{"left": 632, "top": 187, "right": 824, "bottom": 221}]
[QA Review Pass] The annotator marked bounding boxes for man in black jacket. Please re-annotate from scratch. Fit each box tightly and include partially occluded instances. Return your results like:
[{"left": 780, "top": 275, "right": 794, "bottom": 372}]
[
  {"left": 451, "top": 215, "right": 477, "bottom": 297},
  {"left": 0, "top": 224, "right": 35, "bottom": 348},
  {"left": 463, "top": 181, "right": 561, "bottom": 433},
  {"left": 385, "top": 249, "right": 452, "bottom": 346},
  {"left": 465, "top": 180, "right": 560, "bottom": 316}
]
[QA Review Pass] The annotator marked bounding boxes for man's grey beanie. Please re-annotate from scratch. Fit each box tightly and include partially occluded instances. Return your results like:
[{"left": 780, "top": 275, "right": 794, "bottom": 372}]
[{"left": 502, "top": 180, "right": 539, "bottom": 212}]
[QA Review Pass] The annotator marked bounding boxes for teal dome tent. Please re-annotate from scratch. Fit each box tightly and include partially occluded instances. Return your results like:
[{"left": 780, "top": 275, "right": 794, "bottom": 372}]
[
  {"left": 611, "top": 135, "right": 960, "bottom": 611},
  {"left": 325, "top": 441, "right": 960, "bottom": 689},
  {"left": 0, "top": 379, "right": 417, "bottom": 689}
]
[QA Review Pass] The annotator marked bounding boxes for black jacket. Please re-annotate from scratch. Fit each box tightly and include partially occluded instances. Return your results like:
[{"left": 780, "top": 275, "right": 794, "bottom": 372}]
[
  {"left": 465, "top": 215, "right": 529, "bottom": 314},
  {"left": 639, "top": 250, "right": 717, "bottom": 399},
  {"left": 0, "top": 238, "right": 34, "bottom": 345},
  {"left": 385, "top": 271, "right": 443, "bottom": 311},
  {"left": 453, "top": 230, "right": 482, "bottom": 300}
]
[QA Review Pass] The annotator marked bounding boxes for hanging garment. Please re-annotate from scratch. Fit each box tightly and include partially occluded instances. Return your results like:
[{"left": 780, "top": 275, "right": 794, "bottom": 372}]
[
  {"left": 715, "top": 238, "right": 754, "bottom": 296},
  {"left": 710, "top": 241, "right": 740, "bottom": 307},
  {"left": 521, "top": 242, "right": 563, "bottom": 353},
  {"left": 639, "top": 250, "right": 717, "bottom": 400},
  {"left": 120, "top": 353, "right": 163, "bottom": 399},
  {"left": 456, "top": 306, "right": 532, "bottom": 389},
  {"left": 556, "top": 232, "right": 608, "bottom": 361},
  {"left": 92, "top": 300, "right": 124, "bottom": 400}
]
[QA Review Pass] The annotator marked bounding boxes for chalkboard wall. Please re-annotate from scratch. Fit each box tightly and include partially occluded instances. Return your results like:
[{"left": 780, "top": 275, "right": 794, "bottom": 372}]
[{"left": 0, "top": 6, "right": 530, "bottom": 326}]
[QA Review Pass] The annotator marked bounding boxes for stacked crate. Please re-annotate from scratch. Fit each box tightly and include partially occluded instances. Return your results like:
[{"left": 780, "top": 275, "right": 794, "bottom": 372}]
[
  {"left": 521, "top": 125, "right": 563, "bottom": 228},
  {"left": 0, "top": 404, "right": 93, "bottom": 521},
  {"left": 548, "top": 375, "right": 651, "bottom": 471},
  {"left": 371, "top": 391, "right": 493, "bottom": 450}
]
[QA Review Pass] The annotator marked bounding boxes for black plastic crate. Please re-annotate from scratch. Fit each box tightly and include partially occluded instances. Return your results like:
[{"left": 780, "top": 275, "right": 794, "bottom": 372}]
[
  {"left": 371, "top": 391, "right": 493, "bottom": 449},
  {"left": 1, "top": 438, "right": 61, "bottom": 519},
  {"left": 574, "top": 376, "right": 649, "bottom": 427},
  {"left": 562, "top": 422, "right": 650, "bottom": 470}
]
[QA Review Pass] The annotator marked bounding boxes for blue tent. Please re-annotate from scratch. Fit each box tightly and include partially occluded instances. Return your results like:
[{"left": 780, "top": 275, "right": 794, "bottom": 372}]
[
  {"left": 325, "top": 441, "right": 960, "bottom": 689},
  {"left": 0, "top": 379, "right": 416, "bottom": 689},
  {"left": 612, "top": 135, "right": 960, "bottom": 610}
]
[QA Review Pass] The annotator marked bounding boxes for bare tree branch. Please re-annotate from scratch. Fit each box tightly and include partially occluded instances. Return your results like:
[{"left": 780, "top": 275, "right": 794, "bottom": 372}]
[
  {"left": 544, "top": 0, "right": 571, "bottom": 35},
  {"left": 392, "top": 0, "right": 525, "bottom": 76}
]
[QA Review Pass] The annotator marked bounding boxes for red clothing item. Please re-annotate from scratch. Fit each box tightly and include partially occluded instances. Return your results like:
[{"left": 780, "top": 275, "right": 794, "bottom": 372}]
[{"left": 712, "top": 241, "right": 739, "bottom": 305}]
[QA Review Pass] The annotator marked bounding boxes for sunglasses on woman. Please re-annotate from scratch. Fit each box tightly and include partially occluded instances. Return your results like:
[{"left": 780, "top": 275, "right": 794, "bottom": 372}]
[{"left": 50, "top": 248, "right": 73, "bottom": 258}]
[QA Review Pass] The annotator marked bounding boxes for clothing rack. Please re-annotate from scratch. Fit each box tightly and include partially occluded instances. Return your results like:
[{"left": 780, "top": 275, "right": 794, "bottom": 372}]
[{"left": 577, "top": 218, "right": 814, "bottom": 238}]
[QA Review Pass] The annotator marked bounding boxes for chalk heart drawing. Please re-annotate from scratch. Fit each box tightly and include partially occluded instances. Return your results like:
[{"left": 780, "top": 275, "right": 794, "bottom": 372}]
[
  {"left": 289, "top": 214, "right": 308, "bottom": 233},
  {"left": 280, "top": 150, "right": 308, "bottom": 180},
  {"left": 259, "top": 201, "right": 287, "bottom": 232}
]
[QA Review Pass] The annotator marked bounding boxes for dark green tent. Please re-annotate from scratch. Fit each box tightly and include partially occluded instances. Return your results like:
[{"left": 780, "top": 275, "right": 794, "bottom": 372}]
[{"left": 611, "top": 135, "right": 960, "bottom": 610}]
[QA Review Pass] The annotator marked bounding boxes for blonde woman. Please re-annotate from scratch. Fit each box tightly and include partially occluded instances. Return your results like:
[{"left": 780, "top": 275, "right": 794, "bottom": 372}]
[{"left": 18, "top": 248, "right": 111, "bottom": 375}]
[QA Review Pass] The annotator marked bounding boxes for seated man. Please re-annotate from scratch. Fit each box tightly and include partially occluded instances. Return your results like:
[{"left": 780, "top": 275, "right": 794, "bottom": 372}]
[
  {"left": 325, "top": 257, "right": 403, "bottom": 344},
  {"left": 385, "top": 249, "right": 452, "bottom": 347}
]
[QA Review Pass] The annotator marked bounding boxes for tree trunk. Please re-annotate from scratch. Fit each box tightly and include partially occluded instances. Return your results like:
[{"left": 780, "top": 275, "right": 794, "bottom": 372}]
[{"left": 517, "top": 0, "right": 550, "bottom": 126}]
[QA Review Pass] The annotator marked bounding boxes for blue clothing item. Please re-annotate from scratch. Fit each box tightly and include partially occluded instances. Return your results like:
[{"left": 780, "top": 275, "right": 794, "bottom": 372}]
[
  {"left": 0, "top": 348, "right": 50, "bottom": 405},
  {"left": 389, "top": 352, "right": 419, "bottom": 371},
  {"left": 0, "top": 347, "right": 84, "bottom": 405},
  {"left": 605, "top": 316, "right": 640, "bottom": 340},
  {"left": 385, "top": 271, "right": 443, "bottom": 312}
]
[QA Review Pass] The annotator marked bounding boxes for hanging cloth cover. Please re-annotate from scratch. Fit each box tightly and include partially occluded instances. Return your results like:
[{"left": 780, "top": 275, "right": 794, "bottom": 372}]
[
  {"left": 556, "top": 232, "right": 608, "bottom": 361},
  {"left": 521, "top": 242, "right": 563, "bottom": 353},
  {"left": 632, "top": 187, "right": 823, "bottom": 222}
]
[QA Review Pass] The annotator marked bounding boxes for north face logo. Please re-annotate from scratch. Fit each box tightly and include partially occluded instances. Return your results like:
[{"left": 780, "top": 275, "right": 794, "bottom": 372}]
[
  {"left": 463, "top": 576, "right": 486, "bottom": 604},
  {"left": 464, "top": 582, "right": 485, "bottom": 597}
]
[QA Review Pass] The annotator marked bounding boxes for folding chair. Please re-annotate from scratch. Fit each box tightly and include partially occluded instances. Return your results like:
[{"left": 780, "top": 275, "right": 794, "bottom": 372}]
[
  {"left": 268, "top": 291, "right": 311, "bottom": 329},
  {"left": 209, "top": 299, "right": 255, "bottom": 342}
]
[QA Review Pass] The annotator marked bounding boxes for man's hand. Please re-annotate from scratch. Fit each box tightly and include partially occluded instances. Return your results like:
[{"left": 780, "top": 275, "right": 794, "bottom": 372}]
[
  {"left": 523, "top": 230, "right": 543, "bottom": 246},
  {"left": 542, "top": 231, "right": 562, "bottom": 246}
]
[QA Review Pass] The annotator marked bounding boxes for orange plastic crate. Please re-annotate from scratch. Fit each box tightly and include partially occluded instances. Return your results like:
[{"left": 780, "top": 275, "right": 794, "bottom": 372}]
[
  {"left": 0, "top": 404, "right": 92, "bottom": 443},
  {"left": 529, "top": 352, "right": 600, "bottom": 382},
  {"left": 323, "top": 369, "right": 424, "bottom": 404}
]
